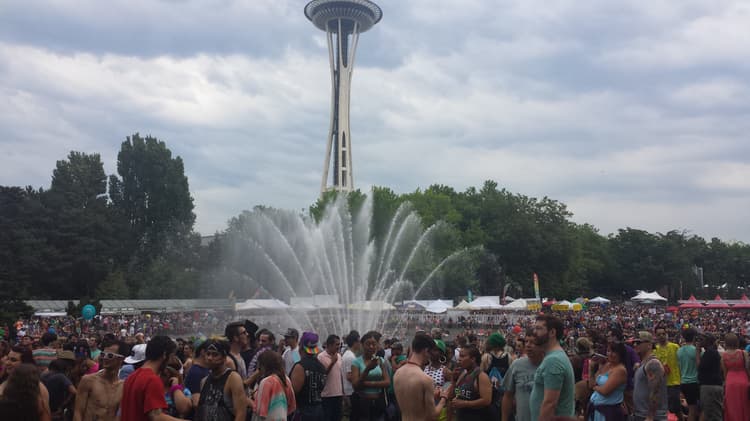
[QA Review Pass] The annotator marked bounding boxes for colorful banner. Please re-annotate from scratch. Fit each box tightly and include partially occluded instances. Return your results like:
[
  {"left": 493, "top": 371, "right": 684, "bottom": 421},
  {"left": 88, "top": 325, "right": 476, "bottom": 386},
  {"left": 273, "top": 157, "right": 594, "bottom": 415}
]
[{"left": 533, "top": 272, "right": 541, "bottom": 301}]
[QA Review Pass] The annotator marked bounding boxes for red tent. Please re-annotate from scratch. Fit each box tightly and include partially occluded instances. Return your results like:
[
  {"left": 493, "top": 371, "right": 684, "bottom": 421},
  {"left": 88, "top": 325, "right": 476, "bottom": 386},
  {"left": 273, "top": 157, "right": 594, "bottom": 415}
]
[
  {"left": 733, "top": 294, "right": 750, "bottom": 309},
  {"left": 679, "top": 294, "right": 704, "bottom": 309},
  {"left": 543, "top": 299, "right": 557, "bottom": 307},
  {"left": 705, "top": 294, "right": 730, "bottom": 309}
]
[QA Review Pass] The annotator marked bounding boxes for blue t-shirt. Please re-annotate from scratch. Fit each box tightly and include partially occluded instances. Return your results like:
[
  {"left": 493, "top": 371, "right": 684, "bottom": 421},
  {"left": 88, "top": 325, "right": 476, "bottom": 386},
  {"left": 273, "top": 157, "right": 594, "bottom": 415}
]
[
  {"left": 185, "top": 365, "right": 211, "bottom": 395},
  {"left": 352, "top": 356, "right": 385, "bottom": 395}
]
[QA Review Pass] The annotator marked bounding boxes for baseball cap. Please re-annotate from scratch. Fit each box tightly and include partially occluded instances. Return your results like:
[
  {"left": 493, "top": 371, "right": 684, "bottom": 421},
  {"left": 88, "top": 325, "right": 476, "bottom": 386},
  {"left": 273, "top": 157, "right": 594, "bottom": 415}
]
[
  {"left": 300, "top": 331, "right": 321, "bottom": 355},
  {"left": 283, "top": 328, "right": 299, "bottom": 339},
  {"left": 434, "top": 339, "right": 446, "bottom": 354},
  {"left": 124, "top": 344, "right": 147, "bottom": 364}
]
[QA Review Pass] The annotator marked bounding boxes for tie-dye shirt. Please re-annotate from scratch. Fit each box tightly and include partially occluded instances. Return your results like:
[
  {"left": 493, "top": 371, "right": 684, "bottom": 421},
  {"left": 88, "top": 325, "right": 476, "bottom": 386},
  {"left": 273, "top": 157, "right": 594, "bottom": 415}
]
[{"left": 253, "top": 374, "right": 296, "bottom": 421}]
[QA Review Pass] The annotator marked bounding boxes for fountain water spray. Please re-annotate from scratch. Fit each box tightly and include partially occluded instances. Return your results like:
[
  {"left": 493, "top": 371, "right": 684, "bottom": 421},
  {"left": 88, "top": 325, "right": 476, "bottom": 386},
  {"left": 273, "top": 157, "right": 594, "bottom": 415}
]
[{"left": 222, "top": 192, "right": 467, "bottom": 338}]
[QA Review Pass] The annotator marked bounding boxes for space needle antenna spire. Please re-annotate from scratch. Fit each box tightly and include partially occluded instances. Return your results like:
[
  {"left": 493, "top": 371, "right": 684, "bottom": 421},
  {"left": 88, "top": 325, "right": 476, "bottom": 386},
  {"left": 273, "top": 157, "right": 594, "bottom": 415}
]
[{"left": 305, "top": 0, "right": 382, "bottom": 194}]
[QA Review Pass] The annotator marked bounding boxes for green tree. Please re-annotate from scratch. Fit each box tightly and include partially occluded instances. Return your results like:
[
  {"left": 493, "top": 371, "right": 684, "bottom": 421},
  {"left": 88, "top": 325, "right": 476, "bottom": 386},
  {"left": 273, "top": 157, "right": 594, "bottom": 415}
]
[
  {"left": 109, "top": 134, "right": 196, "bottom": 293},
  {"left": 44, "top": 151, "right": 115, "bottom": 297},
  {"left": 95, "top": 271, "right": 130, "bottom": 299}
]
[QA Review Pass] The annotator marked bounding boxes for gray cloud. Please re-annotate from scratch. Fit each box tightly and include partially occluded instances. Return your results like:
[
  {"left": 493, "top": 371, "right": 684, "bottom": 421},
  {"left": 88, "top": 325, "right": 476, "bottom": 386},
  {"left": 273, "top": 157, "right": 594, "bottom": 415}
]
[{"left": 1, "top": 0, "right": 749, "bottom": 242}]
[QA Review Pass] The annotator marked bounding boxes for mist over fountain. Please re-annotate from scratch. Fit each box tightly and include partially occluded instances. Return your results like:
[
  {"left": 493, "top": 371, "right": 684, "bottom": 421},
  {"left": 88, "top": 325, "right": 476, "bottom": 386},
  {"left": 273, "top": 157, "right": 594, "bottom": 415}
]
[{"left": 222, "top": 193, "right": 467, "bottom": 337}]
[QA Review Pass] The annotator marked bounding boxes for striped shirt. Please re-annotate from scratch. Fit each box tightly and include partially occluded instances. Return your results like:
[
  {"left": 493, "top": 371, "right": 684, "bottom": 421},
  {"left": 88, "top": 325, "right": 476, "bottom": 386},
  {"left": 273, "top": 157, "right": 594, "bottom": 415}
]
[{"left": 33, "top": 348, "right": 57, "bottom": 368}]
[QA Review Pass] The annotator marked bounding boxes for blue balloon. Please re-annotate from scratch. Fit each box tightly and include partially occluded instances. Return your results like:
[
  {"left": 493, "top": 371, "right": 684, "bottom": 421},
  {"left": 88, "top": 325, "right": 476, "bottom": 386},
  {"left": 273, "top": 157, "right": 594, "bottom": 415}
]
[{"left": 82, "top": 304, "right": 96, "bottom": 320}]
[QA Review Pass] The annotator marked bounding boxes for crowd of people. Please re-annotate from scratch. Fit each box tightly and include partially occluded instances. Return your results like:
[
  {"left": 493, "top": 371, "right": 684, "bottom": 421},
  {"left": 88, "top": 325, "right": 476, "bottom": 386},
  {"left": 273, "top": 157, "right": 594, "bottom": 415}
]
[{"left": 0, "top": 302, "right": 749, "bottom": 421}]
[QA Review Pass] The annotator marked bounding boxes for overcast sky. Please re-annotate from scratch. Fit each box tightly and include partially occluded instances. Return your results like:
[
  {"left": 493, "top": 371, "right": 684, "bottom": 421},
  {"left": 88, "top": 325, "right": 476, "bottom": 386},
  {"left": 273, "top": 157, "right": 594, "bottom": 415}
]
[{"left": 2, "top": 0, "right": 749, "bottom": 242}]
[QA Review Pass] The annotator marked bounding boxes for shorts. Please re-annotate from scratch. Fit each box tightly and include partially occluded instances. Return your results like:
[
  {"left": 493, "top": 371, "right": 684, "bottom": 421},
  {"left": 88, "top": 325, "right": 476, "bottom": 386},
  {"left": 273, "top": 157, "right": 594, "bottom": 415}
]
[
  {"left": 680, "top": 383, "right": 699, "bottom": 405},
  {"left": 667, "top": 385, "right": 681, "bottom": 414}
]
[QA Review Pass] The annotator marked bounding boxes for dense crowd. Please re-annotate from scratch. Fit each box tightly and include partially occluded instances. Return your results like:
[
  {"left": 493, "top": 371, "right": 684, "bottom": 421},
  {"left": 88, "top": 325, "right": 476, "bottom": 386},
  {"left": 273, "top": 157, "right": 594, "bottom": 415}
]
[{"left": 0, "top": 303, "right": 749, "bottom": 421}]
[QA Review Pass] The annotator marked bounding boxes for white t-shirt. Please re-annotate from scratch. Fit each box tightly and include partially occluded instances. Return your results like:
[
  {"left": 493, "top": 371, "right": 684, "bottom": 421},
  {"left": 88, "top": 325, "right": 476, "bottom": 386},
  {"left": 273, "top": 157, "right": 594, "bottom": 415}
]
[{"left": 342, "top": 349, "right": 357, "bottom": 396}]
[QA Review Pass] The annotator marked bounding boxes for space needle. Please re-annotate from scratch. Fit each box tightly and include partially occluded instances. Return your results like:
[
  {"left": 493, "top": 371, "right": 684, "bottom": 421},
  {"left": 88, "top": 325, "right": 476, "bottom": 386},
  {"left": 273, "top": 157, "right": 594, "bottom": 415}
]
[{"left": 305, "top": 0, "right": 382, "bottom": 194}]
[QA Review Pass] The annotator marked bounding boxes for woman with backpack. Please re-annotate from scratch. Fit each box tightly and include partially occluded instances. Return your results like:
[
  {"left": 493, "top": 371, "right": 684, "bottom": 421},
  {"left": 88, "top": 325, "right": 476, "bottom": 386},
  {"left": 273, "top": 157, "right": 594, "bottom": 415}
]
[{"left": 481, "top": 332, "right": 512, "bottom": 419}]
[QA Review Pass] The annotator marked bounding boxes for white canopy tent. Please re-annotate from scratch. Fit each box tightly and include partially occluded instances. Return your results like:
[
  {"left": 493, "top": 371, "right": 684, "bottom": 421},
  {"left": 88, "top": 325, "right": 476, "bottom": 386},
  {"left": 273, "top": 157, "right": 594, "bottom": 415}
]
[
  {"left": 425, "top": 299, "right": 453, "bottom": 314},
  {"left": 589, "top": 296, "right": 611, "bottom": 304},
  {"left": 502, "top": 298, "right": 528, "bottom": 311},
  {"left": 348, "top": 301, "right": 396, "bottom": 311},
  {"left": 631, "top": 291, "right": 667, "bottom": 302},
  {"left": 453, "top": 300, "right": 473, "bottom": 310},
  {"left": 465, "top": 296, "right": 503, "bottom": 310},
  {"left": 235, "top": 299, "right": 290, "bottom": 311}
]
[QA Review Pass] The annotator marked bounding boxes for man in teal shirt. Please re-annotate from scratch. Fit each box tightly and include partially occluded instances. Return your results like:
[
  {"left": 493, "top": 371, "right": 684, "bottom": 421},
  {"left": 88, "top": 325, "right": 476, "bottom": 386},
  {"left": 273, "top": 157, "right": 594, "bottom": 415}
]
[
  {"left": 677, "top": 328, "right": 699, "bottom": 421},
  {"left": 529, "top": 314, "right": 575, "bottom": 421}
]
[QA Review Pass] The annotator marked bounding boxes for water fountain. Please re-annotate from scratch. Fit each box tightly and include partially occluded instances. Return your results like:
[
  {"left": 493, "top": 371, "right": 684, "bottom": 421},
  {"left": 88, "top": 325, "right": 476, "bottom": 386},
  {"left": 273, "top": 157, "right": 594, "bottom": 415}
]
[{"left": 221, "top": 192, "right": 467, "bottom": 338}]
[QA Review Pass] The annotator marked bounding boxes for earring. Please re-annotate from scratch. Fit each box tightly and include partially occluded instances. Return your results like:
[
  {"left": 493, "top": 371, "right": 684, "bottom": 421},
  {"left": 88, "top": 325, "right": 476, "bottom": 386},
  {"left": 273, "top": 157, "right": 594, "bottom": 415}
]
[{"left": 439, "top": 356, "right": 447, "bottom": 364}]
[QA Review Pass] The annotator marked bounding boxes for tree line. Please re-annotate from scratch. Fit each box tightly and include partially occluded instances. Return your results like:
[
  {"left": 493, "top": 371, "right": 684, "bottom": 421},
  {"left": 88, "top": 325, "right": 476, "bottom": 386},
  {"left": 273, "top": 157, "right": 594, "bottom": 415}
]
[{"left": 2, "top": 135, "right": 749, "bottom": 311}]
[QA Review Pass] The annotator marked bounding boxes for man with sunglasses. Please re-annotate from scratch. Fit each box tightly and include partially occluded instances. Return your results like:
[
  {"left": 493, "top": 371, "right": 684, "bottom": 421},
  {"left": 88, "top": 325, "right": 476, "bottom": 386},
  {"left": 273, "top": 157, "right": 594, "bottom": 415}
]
[{"left": 74, "top": 339, "right": 128, "bottom": 421}]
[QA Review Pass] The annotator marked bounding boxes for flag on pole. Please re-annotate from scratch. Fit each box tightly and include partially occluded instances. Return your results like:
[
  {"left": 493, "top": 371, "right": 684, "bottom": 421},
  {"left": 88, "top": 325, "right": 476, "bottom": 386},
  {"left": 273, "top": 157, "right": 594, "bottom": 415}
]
[{"left": 533, "top": 272, "right": 541, "bottom": 302}]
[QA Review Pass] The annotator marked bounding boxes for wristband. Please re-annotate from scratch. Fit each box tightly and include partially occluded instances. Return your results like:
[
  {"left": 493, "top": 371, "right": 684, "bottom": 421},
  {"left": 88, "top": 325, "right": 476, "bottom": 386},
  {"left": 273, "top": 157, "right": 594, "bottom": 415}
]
[{"left": 170, "top": 384, "right": 184, "bottom": 395}]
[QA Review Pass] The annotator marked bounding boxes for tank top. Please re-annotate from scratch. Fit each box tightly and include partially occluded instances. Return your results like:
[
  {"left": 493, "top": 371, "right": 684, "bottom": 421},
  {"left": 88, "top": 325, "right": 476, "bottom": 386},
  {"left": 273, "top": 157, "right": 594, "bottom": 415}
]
[
  {"left": 294, "top": 356, "right": 327, "bottom": 407},
  {"left": 454, "top": 367, "right": 491, "bottom": 420},
  {"left": 195, "top": 368, "right": 235, "bottom": 421},
  {"left": 488, "top": 352, "right": 510, "bottom": 376}
]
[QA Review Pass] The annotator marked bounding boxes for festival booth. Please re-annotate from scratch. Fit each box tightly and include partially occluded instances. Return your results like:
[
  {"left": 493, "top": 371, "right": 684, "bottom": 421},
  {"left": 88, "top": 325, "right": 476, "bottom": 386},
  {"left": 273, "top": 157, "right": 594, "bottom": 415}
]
[
  {"left": 589, "top": 296, "right": 610, "bottom": 305},
  {"left": 465, "top": 296, "right": 503, "bottom": 310},
  {"left": 678, "top": 295, "right": 704, "bottom": 309},
  {"left": 502, "top": 298, "right": 529, "bottom": 311},
  {"left": 235, "top": 298, "right": 290, "bottom": 312},
  {"left": 552, "top": 300, "right": 583, "bottom": 311},
  {"left": 733, "top": 294, "right": 750, "bottom": 309},
  {"left": 705, "top": 295, "right": 730, "bottom": 309},
  {"left": 397, "top": 300, "right": 429, "bottom": 311},
  {"left": 348, "top": 301, "right": 396, "bottom": 311},
  {"left": 630, "top": 291, "right": 667, "bottom": 304},
  {"left": 425, "top": 299, "right": 453, "bottom": 314}
]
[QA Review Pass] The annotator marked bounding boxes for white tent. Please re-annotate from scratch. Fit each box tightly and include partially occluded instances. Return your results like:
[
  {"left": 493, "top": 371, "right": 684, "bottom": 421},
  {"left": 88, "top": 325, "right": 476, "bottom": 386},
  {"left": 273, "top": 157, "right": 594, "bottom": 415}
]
[
  {"left": 348, "top": 301, "right": 396, "bottom": 311},
  {"left": 467, "top": 296, "right": 502, "bottom": 310},
  {"left": 235, "top": 298, "right": 290, "bottom": 311},
  {"left": 425, "top": 299, "right": 453, "bottom": 314},
  {"left": 502, "top": 299, "right": 528, "bottom": 311},
  {"left": 589, "top": 296, "right": 611, "bottom": 304},
  {"left": 453, "top": 300, "right": 473, "bottom": 310},
  {"left": 631, "top": 291, "right": 667, "bottom": 302}
]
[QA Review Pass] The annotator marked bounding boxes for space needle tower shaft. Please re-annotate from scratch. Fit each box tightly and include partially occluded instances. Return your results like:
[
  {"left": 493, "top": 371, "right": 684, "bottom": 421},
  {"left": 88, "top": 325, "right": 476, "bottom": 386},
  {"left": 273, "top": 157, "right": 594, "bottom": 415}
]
[{"left": 305, "top": 0, "right": 382, "bottom": 194}]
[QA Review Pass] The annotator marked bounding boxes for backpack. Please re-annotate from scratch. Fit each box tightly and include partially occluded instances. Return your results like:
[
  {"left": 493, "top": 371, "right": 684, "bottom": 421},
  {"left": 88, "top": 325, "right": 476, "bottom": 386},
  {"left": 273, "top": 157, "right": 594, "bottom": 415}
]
[{"left": 487, "top": 353, "right": 508, "bottom": 405}]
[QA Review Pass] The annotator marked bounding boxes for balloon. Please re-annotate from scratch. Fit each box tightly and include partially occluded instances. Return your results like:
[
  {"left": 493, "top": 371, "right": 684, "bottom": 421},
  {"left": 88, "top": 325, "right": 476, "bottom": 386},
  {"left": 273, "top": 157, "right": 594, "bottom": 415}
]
[{"left": 81, "top": 304, "right": 96, "bottom": 321}]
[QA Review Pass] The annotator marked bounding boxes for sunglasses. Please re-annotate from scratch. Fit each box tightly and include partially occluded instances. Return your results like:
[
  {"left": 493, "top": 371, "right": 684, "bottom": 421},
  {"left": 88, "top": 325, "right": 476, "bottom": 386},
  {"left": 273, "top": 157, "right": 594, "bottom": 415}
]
[{"left": 101, "top": 352, "right": 124, "bottom": 360}]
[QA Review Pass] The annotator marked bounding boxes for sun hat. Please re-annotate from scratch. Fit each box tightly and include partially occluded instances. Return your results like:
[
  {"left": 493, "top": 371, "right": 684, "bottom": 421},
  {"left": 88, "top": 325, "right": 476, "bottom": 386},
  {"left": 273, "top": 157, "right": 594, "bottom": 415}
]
[
  {"left": 124, "top": 343, "right": 147, "bottom": 364},
  {"left": 300, "top": 331, "right": 321, "bottom": 355}
]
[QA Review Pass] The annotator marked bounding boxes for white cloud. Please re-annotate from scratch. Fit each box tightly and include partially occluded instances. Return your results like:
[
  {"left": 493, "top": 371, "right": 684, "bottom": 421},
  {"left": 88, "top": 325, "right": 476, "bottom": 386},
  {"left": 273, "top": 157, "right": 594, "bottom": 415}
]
[{"left": 1, "top": 1, "right": 749, "bottom": 242}]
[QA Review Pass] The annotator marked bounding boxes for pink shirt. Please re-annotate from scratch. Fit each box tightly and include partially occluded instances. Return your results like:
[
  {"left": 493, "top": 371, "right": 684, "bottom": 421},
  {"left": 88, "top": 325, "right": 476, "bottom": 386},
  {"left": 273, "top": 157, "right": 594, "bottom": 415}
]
[{"left": 317, "top": 352, "right": 344, "bottom": 397}]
